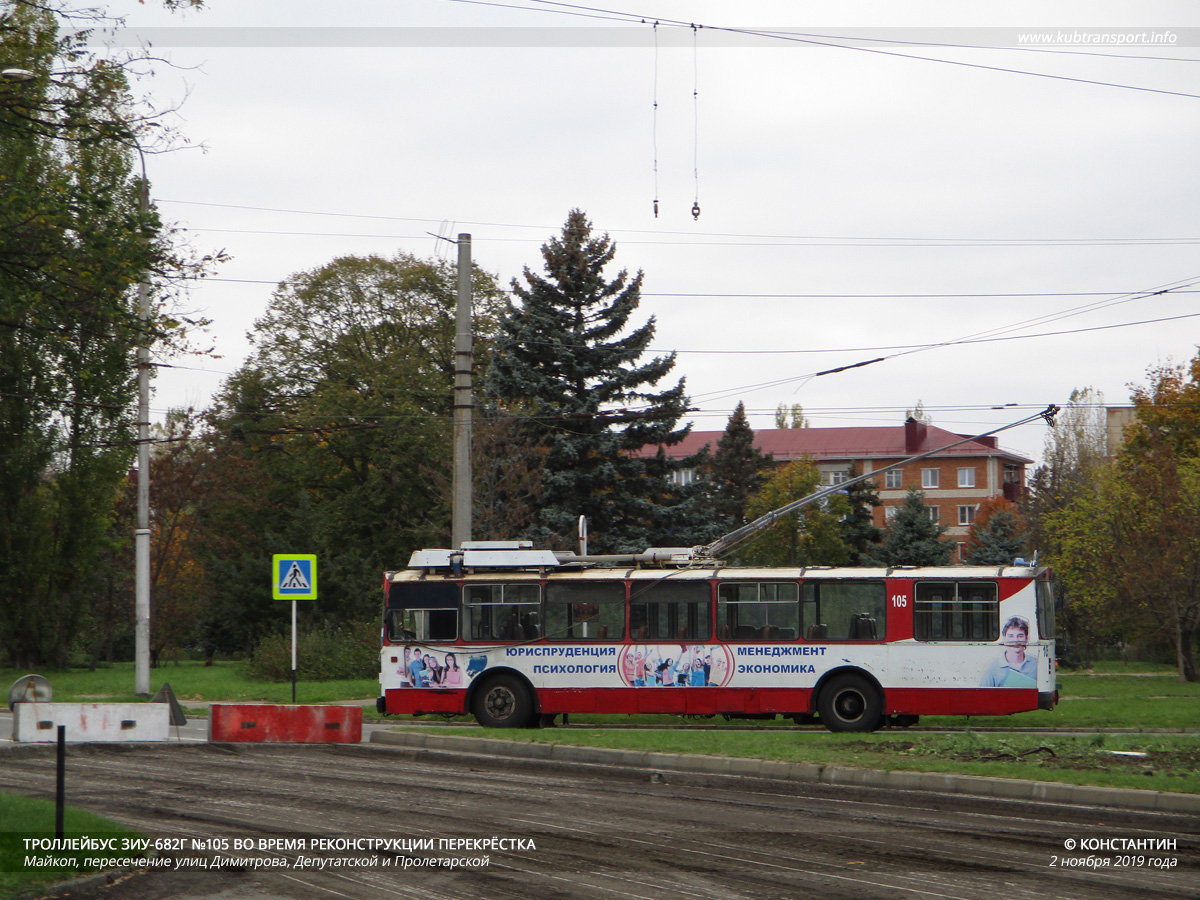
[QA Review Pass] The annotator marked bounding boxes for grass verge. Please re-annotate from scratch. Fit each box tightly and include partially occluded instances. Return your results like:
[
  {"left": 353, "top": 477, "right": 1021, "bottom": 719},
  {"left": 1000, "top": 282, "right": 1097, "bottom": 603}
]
[
  {"left": 0, "top": 661, "right": 378, "bottom": 708},
  {"left": 0, "top": 793, "right": 141, "bottom": 899},
  {"left": 387, "top": 669, "right": 1200, "bottom": 730},
  {"left": 401, "top": 727, "right": 1200, "bottom": 794}
]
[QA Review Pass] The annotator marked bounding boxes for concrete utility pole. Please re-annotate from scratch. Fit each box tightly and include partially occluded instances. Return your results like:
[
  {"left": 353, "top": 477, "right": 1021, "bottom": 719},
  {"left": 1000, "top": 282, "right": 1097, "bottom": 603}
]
[
  {"left": 451, "top": 234, "right": 473, "bottom": 549},
  {"left": 135, "top": 169, "right": 151, "bottom": 697}
]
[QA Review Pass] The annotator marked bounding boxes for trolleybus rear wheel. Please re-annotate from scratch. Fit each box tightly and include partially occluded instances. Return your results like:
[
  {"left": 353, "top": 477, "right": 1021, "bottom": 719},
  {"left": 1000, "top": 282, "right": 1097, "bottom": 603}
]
[
  {"left": 472, "top": 674, "right": 533, "bottom": 728},
  {"left": 817, "top": 674, "right": 883, "bottom": 733}
]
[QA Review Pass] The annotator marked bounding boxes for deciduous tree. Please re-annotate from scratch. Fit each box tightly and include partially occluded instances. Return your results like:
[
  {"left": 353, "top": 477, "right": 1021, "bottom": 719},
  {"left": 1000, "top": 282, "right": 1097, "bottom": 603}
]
[
  {"left": 194, "top": 252, "right": 505, "bottom": 650},
  {"left": 1050, "top": 357, "right": 1200, "bottom": 682},
  {"left": 0, "top": 2, "right": 206, "bottom": 666},
  {"left": 1025, "top": 387, "right": 1109, "bottom": 660},
  {"left": 740, "top": 460, "right": 851, "bottom": 567}
]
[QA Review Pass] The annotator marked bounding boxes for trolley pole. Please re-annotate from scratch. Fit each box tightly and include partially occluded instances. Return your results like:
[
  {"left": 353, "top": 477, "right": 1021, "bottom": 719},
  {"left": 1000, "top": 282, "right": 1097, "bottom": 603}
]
[{"left": 451, "top": 233, "right": 473, "bottom": 549}]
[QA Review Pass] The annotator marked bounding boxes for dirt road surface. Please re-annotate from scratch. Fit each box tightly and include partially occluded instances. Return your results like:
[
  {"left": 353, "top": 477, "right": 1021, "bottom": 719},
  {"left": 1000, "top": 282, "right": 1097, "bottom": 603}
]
[{"left": 1, "top": 741, "right": 1195, "bottom": 900}]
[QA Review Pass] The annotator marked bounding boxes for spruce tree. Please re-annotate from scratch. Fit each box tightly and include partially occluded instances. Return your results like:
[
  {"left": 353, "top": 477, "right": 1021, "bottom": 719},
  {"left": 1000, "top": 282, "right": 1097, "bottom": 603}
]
[
  {"left": 485, "top": 210, "right": 696, "bottom": 552},
  {"left": 710, "top": 402, "right": 773, "bottom": 531},
  {"left": 868, "top": 488, "right": 953, "bottom": 566},
  {"left": 964, "top": 500, "right": 1028, "bottom": 565},
  {"left": 839, "top": 464, "right": 883, "bottom": 565}
]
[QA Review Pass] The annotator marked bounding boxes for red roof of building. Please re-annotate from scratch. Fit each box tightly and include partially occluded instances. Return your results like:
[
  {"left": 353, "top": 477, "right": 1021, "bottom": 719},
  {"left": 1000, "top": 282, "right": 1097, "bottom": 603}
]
[{"left": 639, "top": 421, "right": 1032, "bottom": 464}]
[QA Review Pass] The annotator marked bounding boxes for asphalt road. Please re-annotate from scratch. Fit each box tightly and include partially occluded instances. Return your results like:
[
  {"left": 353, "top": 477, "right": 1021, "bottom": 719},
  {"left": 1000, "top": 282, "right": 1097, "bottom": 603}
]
[{"left": 1, "top": 740, "right": 1195, "bottom": 900}]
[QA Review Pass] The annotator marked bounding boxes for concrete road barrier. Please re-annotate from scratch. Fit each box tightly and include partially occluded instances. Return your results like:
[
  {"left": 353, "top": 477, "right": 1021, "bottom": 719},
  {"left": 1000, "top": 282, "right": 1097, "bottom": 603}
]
[
  {"left": 208, "top": 704, "right": 363, "bottom": 743},
  {"left": 12, "top": 703, "right": 169, "bottom": 742}
]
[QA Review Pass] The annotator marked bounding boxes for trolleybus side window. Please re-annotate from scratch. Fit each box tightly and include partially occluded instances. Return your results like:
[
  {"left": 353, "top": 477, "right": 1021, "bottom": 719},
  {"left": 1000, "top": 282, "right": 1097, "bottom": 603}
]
[
  {"left": 545, "top": 582, "right": 626, "bottom": 641},
  {"left": 629, "top": 581, "right": 711, "bottom": 641},
  {"left": 465, "top": 584, "right": 541, "bottom": 641},
  {"left": 1036, "top": 579, "right": 1055, "bottom": 644},
  {"left": 386, "top": 582, "right": 459, "bottom": 642},
  {"left": 801, "top": 581, "right": 886, "bottom": 641},
  {"left": 717, "top": 582, "right": 800, "bottom": 640},
  {"left": 913, "top": 581, "right": 998, "bottom": 641}
]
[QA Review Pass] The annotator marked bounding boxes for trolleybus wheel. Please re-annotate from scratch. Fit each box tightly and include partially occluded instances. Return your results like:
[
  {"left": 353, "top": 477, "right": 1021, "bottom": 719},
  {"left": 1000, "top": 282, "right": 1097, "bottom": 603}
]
[
  {"left": 472, "top": 674, "right": 533, "bottom": 728},
  {"left": 817, "top": 674, "right": 883, "bottom": 733}
]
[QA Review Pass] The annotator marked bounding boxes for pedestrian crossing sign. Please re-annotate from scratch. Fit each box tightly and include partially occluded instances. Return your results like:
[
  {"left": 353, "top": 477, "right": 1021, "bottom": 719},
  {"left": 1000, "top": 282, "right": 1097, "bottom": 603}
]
[{"left": 273, "top": 554, "right": 318, "bottom": 600}]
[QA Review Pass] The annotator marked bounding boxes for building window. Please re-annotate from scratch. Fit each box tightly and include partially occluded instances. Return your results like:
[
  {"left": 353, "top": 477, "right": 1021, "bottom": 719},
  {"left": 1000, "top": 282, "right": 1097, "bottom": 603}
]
[
  {"left": 958, "top": 467, "right": 975, "bottom": 488},
  {"left": 671, "top": 468, "right": 696, "bottom": 487},
  {"left": 958, "top": 505, "right": 977, "bottom": 526},
  {"left": 926, "top": 506, "right": 940, "bottom": 524},
  {"left": 884, "top": 506, "right": 899, "bottom": 523},
  {"left": 1004, "top": 465, "right": 1021, "bottom": 485},
  {"left": 922, "top": 468, "right": 939, "bottom": 489},
  {"left": 885, "top": 469, "right": 902, "bottom": 489}
]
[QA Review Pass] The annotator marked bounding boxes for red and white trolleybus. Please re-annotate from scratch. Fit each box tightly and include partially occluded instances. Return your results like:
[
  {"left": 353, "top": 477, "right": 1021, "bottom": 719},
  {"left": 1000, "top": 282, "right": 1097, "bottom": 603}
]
[
  {"left": 377, "top": 407, "right": 1061, "bottom": 732},
  {"left": 377, "top": 544, "right": 1057, "bottom": 732}
]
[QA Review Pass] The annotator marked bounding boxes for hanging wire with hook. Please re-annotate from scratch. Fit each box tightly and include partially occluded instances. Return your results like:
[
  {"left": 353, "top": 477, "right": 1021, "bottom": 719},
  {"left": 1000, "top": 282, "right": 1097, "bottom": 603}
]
[
  {"left": 691, "top": 22, "right": 701, "bottom": 220},
  {"left": 652, "top": 21, "right": 660, "bottom": 218}
]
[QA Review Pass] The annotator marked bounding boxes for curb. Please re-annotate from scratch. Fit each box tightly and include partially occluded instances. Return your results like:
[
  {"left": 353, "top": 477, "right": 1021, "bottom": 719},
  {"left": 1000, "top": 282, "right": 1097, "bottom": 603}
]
[
  {"left": 9, "top": 867, "right": 127, "bottom": 900},
  {"left": 368, "top": 730, "right": 1200, "bottom": 815}
]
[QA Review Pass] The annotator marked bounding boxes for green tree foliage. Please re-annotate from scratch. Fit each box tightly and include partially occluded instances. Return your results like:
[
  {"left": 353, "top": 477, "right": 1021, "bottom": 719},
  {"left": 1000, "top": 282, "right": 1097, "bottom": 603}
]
[
  {"left": 868, "top": 488, "right": 953, "bottom": 566},
  {"left": 1049, "top": 357, "right": 1200, "bottom": 682},
  {"left": 740, "top": 460, "right": 851, "bottom": 567},
  {"left": 774, "top": 402, "right": 808, "bottom": 429},
  {"left": 471, "top": 406, "right": 546, "bottom": 542},
  {"left": 1050, "top": 456, "right": 1200, "bottom": 682},
  {"left": 193, "top": 253, "right": 505, "bottom": 654},
  {"left": 708, "top": 401, "right": 772, "bottom": 531},
  {"left": 963, "top": 498, "right": 1028, "bottom": 565},
  {"left": 1026, "top": 387, "right": 1108, "bottom": 532},
  {"left": 838, "top": 464, "right": 882, "bottom": 565},
  {"left": 485, "top": 210, "right": 702, "bottom": 552},
  {"left": 1024, "top": 387, "right": 1108, "bottom": 659},
  {"left": 0, "top": 3, "right": 203, "bottom": 666},
  {"left": 75, "top": 409, "right": 213, "bottom": 667}
]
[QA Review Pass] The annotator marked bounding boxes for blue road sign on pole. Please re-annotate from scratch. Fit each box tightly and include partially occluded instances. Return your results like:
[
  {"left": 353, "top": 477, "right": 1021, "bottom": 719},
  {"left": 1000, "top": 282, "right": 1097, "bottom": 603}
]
[{"left": 272, "top": 554, "right": 317, "bottom": 601}]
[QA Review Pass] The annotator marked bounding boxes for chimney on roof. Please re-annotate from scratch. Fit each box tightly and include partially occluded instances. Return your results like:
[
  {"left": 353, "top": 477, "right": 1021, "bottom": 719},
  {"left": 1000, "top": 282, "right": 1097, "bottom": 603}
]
[{"left": 904, "top": 416, "right": 926, "bottom": 453}]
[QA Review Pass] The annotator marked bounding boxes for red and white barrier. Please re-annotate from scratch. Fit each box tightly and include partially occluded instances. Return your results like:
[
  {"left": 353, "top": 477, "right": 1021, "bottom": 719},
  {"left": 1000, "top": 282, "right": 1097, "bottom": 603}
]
[{"left": 208, "top": 704, "right": 363, "bottom": 743}]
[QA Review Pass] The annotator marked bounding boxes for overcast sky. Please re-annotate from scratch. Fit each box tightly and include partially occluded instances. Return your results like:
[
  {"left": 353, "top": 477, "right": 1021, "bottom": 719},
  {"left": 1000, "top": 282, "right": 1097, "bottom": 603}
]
[{"left": 90, "top": 0, "right": 1200, "bottom": 464}]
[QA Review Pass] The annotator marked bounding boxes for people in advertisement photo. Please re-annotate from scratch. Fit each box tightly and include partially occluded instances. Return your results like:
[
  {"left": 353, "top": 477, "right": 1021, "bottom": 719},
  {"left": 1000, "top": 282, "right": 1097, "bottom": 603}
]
[
  {"left": 405, "top": 648, "right": 426, "bottom": 687},
  {"left": 442, "top": 652, "right": 464, "bottom": 687},
  {"left": 397, "top": 649, "right": 468, "bottom": 688},
  {"left": 620, "top": 644, "right": 731, "bottom": 687},
  {"left": 979, "top": 616, "right": 1038, "bottom": 688}
]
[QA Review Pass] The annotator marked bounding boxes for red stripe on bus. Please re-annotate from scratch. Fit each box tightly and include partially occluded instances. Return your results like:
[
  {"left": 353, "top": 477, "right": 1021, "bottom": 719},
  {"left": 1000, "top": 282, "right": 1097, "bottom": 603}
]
[{"left": 382, "top": 686, "right": 1038, "bottom": 718}]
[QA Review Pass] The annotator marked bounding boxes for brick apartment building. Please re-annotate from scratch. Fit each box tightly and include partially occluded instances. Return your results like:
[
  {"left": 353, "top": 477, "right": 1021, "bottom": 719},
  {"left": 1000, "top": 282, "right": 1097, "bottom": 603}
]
[{"left": 648, "top": 417, "right": 1031, "bottom": 552}]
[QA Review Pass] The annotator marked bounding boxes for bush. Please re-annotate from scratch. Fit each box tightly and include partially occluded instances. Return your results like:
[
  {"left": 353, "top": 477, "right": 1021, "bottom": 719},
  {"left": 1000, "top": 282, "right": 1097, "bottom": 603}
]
[{"left": 246, "top": 620, "right": 379, "bottom": 681}]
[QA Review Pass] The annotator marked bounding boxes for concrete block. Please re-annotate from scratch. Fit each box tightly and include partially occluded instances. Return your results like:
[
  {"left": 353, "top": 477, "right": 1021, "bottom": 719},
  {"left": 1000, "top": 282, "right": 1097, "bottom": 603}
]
[
  {"left": 12, "top": 703, "right": 169, "bottom": 742},
  {"left": 208, "top": 704, "right": 362, "bottom": 743}
]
